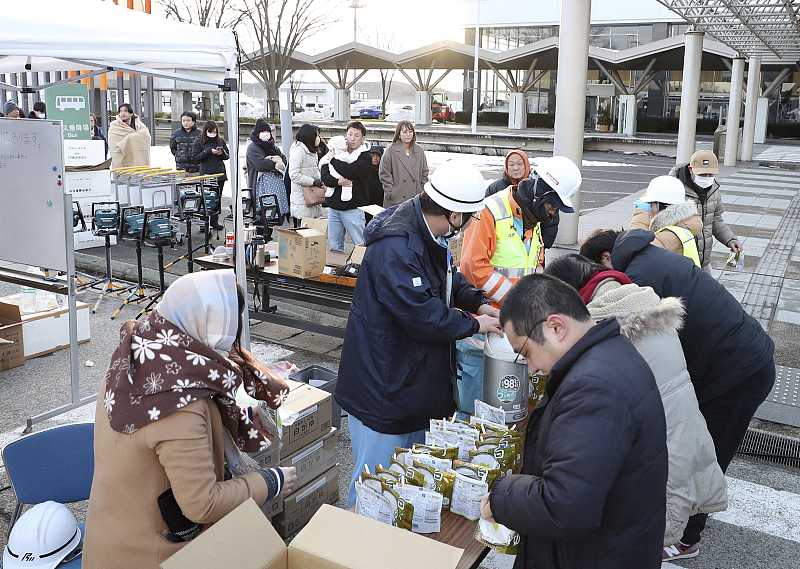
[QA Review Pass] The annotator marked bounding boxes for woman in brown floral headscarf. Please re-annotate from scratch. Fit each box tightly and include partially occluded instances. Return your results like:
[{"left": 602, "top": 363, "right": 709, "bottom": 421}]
[{"left": 83, "top": 270, "right": 296, "bottom": 569}]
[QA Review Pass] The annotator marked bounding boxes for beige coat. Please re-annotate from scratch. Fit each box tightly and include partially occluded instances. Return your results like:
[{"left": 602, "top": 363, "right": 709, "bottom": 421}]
[
  {"left": 83, "top": 377, "right": 270, "bottom": 569},
  {"left": 379, "top": 141, "right": 429, "bottom": 208},
  {"left": 288, "top": 140, "right": 324, "bottom": 219},
  {"left": 587, "top": 280, "right": 728, "bottom": 545},
  {"left": 669, "top": 163, "right": 737, "bottom": 271},
  {"left": 629, "top": 201, "right": 703, "bottom": 256},
  {"left": 108, "top": 114, "right": 151, "bottom": 169}
]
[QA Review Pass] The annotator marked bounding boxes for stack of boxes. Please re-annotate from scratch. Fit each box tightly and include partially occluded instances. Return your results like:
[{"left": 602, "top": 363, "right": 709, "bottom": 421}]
[
  {"left": 252, "top": 373, "right": 340, "bottom": 539},
  {"left": 63, "top": 140, "right": 114, "bottom": 251}
]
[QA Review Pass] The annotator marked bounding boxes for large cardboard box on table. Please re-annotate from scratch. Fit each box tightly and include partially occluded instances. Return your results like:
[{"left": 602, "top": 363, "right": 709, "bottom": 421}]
[
  {"left": 0, "top": 296, "right": 90, "bottom": 361},
  {"left": 280, "top": 427, "right": 338, "bottom": 488},
  {"left": 271, "top": 379, "right": 333, "bottom": 457},
  {"left": 0, "top": 308, "right": 24, "bottom": 371},
  {"left": 260, "top": 493, "right": 283, "bottom": 519},
  {"left": 161, "top": 500, "right": 462, "bottom": 569},
  {"left": 276, "top": 218, "right": 327, "bottom": 279},
  {"left": 271, "top": 464, "right": 339, "bottom": 539}
]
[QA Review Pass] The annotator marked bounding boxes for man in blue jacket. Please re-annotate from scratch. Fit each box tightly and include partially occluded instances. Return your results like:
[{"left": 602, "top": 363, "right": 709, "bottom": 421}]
[
  {"left": 336, "top": 160, "right": 503, "bottom": 508},
  {"left": 482, "top": 274, "right": 668, "bottom": 569}
]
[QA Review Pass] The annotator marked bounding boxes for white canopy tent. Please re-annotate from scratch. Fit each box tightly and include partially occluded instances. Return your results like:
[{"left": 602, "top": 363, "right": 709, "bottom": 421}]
[{"left": 0, "top": 0, "right": 250, "bottom": 425}]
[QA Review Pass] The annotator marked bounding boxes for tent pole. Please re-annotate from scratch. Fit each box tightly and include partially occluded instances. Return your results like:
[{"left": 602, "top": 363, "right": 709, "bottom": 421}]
[
  {"left": 225, "top": 70, "right": 249, "bottom": 350},
  {"left": 146, "top": 76, "right": 156, "bottom": 145}
]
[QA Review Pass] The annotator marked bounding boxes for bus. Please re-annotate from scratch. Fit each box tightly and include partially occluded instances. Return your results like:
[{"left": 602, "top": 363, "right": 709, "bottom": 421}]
[{"left": 55, "top": 96, "right": 86, "bottom": 111}]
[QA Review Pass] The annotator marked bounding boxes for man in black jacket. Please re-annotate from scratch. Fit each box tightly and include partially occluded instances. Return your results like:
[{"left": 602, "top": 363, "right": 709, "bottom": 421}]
[
  {"left": 169, "top": 111, "right": 200, "bottom": 174},
  {"left": 335, "top": 160, "right": 502, "bottom": 509},
  {"left": 483, "top": 274, "right": 667, "bottom": 569},
  {"left": 320, "top": 121, "right": 374, "bottom": 252},
  {"left": 580, "top": 228, "right": 775, "bottom": 559}
]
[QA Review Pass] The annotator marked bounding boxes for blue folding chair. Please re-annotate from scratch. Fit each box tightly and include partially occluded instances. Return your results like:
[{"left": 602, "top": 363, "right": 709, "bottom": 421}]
[{"left": 2, "top": 423, "right": 94, "bottom": 567}]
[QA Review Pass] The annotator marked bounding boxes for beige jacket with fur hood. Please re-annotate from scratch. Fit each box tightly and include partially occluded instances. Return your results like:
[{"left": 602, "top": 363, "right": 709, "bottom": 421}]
[
  {"left": 587, "top": 279, "right": 728, "bottom": 546},
  {"left": 629, "top": 201, "right": 703, "bottom": 256}
]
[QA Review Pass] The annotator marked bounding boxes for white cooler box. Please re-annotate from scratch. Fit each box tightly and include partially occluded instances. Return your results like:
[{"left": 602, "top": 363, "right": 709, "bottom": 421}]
[{"left": 0, "top": 295, "right": 90, "bottom": 359}]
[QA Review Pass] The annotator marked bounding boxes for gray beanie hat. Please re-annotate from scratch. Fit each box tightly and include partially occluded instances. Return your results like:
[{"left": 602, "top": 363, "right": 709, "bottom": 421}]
[{"left": 3, "top": 100, "right": 20, "bottom": 116}]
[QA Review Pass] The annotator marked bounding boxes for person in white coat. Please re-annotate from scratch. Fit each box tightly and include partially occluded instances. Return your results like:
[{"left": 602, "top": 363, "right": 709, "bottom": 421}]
[
  {"left": 545, "top": 254, "right": 728, "bottom": 561},
  {"left": 288, "top": 124, "right": 325, "bottom": 222}
]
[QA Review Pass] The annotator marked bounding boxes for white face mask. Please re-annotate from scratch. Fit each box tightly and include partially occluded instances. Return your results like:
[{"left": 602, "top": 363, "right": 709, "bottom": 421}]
[
  {"left": 207, "top": 132, "right": 217, "bottom": 139},
  {"left": 694, "top": 175, "right": 714, "bottom": 189},
  {"left": 259, "top": 131, "right": 271, "bottom": 141},
  {"left": 35, "top": 112, "right": 46, "bottom": 119}
]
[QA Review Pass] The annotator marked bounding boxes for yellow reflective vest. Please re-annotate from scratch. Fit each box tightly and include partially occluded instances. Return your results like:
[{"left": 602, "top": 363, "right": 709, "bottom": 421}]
[
  {"left": 481, "top": 191, "right": 543, "bottom": 303},
  {"left": 655, "top": 225, "right": 701, "bottom": 267}
]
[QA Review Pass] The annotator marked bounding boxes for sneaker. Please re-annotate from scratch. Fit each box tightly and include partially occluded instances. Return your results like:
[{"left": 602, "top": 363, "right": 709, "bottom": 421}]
[{"left": 662, "top": 541, "right": 699, "bottom": 561}]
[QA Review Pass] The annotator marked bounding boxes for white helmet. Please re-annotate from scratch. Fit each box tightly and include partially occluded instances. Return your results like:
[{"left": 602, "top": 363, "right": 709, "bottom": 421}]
[
  {"left": 424, "top": 160, "right": 486, "bottom": 213},
  {"left": 3, "top": 502, "right": 82, "bottom": 569},
  {"left": 532, "top": 156, "right": 582, "bottom": 211},
  {"left": 641, "top": 176, "right": 686, "bottom": 205}
]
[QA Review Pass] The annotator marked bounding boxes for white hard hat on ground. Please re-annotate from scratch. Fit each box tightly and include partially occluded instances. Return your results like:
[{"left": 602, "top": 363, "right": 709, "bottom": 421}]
[
  {"left": 3, "top": 501, "right": 82, "bottom": 569},
  {"left": 533, "top": 156, "right": 582, "bottom": 211},
  {"left": 641, "top": 175, "right": 686, "bottom": 205},
  {"left": 424, "top": 159, "right": 487, "bottom": 213}
]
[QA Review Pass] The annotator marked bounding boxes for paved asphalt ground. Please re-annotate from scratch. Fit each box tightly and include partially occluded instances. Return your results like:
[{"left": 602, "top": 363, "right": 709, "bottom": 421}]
[{"left": 2, "top": 148, "right": 800, "bottom": 568}]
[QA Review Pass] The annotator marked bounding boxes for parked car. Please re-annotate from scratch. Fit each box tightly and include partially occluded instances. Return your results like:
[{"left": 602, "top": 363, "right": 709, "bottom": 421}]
[
  {"left": 359, "top": 103, "right": 384, "bottom": 120},
  {"left": 305, "top": 102, "right": 334, "bottom": 118},
  {"left": 350, "top": 100, "right": 380, "bottom": 119}
]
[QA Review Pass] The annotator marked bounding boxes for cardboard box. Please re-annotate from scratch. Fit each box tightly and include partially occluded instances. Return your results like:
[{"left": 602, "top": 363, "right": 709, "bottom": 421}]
[
  {"left": 272, "top": 381, "right": 333, "bottom": 457},
  {"left": 280, "top": 427, "right": 338, "bottom": 488},
  {"left": 348, "top": 243, "right": 367, "bottom": 266},
  {"left": 276, "top": 217, "right": 327, "bottom": 279},
  {"left": 251, "top": 440, "right": 281, "bottom": 470},
  {"left": 358, "top": 204, "right": 385, "bottom": 218},
  {"left": 260, "top": 493, "right": 283, "bottom": 519},
  {"left": 0, "top": 307, "right": 24, "bottom": 371},
  {"left": 271, "top": 464, "right": 339, "bottom": 539},
  {"left": 0, "top": 296, "right": 90, "bottom": 359},
  {"left": 160, "top": 500, "right": 462, "bottom": 569},
  {"left": 63, "top": 139, "right": 106, "bottom": 167},
  {"left": 64, "top": 170, "right": 113, "bottom": 199}
]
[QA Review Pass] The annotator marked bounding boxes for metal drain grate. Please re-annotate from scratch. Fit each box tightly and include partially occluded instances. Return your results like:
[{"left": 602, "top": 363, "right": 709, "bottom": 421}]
[{"left": 737, "top": 428, "right": 800, "bottom": 469}]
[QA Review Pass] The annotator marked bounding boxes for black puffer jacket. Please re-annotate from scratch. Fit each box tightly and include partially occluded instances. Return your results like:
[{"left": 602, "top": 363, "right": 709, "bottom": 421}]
[
  {"left": 320, "top": 143, "right": 374, "bottom": 211},
  {"left": 169, "top": 126, "right": 201, "bottom": 173},
  {"left": 192, "top": 137, "right": 229, "bottom": 180},
  {"left": 490, "top": 319, "right": 667, "bottom": 569},
  {"left": 611, "top": 229, "right": 774, "bottom": 404},
  {"left": 335, "top": 196, "right": 484, "bottom": 434},
  {"left": 486, "top": 173, "right": 560, "bottom": 248}
]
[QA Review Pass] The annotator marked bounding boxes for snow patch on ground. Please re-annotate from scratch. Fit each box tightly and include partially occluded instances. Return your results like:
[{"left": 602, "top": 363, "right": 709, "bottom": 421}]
[
  {"left": 295, "top": 111, "right": 327, "bottom": 119},
  {"left": 385, "top": 109, "right": 415, "bottom": 122}
]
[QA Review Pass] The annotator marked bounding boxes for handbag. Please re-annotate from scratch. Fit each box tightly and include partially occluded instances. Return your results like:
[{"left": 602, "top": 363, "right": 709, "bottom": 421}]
[
  {"left": 302, "top": 185, "right": 327, "bottom": 207},
  {"left": 255, "top": 169, "right": 290, "bottom": 216}
]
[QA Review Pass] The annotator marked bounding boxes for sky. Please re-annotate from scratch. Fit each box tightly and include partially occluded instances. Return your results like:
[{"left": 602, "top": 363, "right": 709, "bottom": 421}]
[{"left": 148, "top": 0, "right": 471, "bottom": 92}]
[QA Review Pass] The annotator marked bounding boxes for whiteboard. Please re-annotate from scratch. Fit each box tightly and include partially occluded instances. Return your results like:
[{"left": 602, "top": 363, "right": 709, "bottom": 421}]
[{"left": 0, "top": 118, "right": 70, "bottom": 272}]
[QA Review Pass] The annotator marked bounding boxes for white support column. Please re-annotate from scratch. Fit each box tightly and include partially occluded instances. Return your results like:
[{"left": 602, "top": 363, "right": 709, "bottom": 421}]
[
  {"left": 552, "top": 0, "right": 591, "bottom": 245},
  {"left": 741, "top": 56, "right": 761, "bottom": 162},
  {"left": 508, "top": 92, "right": 525, "bottom": 130},
  {"left": 415, "top": 90, "right": 432, "bottom": 125},
  {"left": 333, "top": 89, "right": 350, "bottom": 122},
  {"left": 170, "top": 89, "right": 184, "bottom": 132},
  {"left": 754, "top": 97, "right": 769, "bottom": 144},
  {"left": 724, "top": 57, "right": 745, "bottom": 167},
  {"left": 676, "top": 30, "right": 704, "bottom": 165},
  {"left": 618, "top": 94, "right": 637, "bottom": 136}
]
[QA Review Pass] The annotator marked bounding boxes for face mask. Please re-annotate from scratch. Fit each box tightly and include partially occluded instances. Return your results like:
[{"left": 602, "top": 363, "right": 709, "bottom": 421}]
[
  {"left": 36, "top": 112, "right": 46, "bottom": 119},
  {"left": 315, "top": 136, "right": 321, "bottom": 146},
  {"left": 259, "top": 131, "right": 271, "bottom": 141},
  {"left": 444, "top": 214, "right": 469, "bottom": 241},
  {"left": 207, "top": 132, "right": 217, "bottom": 139},
  {"left": 694, "top": 175, "right": 714, "bottom": 189}
]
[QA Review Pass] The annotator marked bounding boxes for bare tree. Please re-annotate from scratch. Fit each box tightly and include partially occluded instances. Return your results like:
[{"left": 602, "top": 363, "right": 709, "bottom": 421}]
[
  {"left": 362, "top": 29, "right": 400, "bottom": 120},
  {"left": 158, "top": 0, "right": 243, "bottom": 28},
  {"left": 288, "top": 71, "right": 307, "bottom": 115},
  {"left": 239, "top": 0, "right": 334, "bottom": 118}
]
